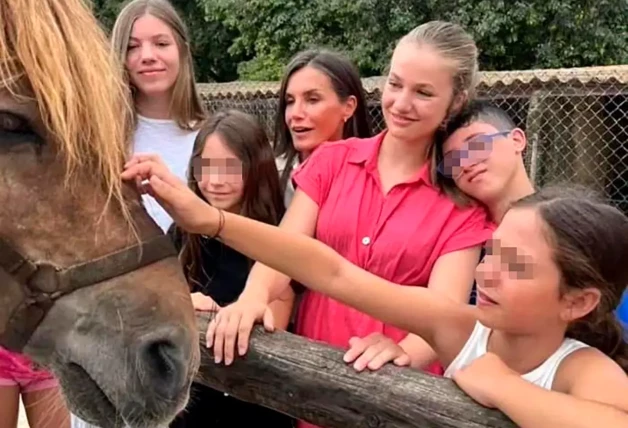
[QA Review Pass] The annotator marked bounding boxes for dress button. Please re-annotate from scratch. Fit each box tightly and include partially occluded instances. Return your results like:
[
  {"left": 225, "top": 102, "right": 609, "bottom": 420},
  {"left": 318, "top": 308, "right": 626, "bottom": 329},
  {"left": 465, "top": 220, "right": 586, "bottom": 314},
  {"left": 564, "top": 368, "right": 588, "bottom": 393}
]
[{"left": 361, "top": 236, "right": 371, "bottom": 246}]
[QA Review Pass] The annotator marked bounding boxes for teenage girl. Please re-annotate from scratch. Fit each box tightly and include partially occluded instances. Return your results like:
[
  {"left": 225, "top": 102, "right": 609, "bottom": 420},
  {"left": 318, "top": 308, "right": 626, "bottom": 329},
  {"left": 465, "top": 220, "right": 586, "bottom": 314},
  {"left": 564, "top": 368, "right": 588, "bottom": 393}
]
[
  {"left": 110, "top": 0, "right": 206, "bottom": 232},
  {"left": 166, "top": 110, "right": 293, "bottom": 428}
]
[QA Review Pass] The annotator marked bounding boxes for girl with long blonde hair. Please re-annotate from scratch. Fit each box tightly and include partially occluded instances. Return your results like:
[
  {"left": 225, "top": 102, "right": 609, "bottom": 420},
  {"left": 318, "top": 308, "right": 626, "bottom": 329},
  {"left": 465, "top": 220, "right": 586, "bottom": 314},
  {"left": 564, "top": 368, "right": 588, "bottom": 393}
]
[{"left": 111, "top": 0, "right": 206, "bottom": 232}]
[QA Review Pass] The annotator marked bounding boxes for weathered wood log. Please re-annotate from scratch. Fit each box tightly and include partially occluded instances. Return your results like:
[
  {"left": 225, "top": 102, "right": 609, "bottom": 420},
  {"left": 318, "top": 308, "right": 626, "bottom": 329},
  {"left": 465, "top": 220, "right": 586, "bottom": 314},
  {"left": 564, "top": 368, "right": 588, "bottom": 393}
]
[{"left": 193, "top": 312, "right": 516, "bottom": 428}]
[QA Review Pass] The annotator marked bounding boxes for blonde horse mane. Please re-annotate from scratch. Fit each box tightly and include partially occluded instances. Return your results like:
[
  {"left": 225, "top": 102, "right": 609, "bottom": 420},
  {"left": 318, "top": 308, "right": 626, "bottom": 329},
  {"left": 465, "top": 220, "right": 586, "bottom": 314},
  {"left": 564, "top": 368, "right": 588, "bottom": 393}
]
[{"left": 0, "top": 0, "right": 135, "bottom": 226}]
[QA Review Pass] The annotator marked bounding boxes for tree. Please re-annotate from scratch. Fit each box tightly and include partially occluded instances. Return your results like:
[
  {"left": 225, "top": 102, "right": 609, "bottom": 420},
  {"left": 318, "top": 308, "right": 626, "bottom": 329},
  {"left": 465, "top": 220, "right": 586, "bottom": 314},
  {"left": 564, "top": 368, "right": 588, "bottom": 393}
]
[
  {"left": 91, "top": 0, "right": 246, "bottom": 82},
  {"left": 198, "top": 0, "right": 628, "bottom": 80},
  {"left": 93, "top": 0, "right": 628, "bottom": 81},
  {"left": 429, "top": 0, "right": 628, "bottom": 70}
]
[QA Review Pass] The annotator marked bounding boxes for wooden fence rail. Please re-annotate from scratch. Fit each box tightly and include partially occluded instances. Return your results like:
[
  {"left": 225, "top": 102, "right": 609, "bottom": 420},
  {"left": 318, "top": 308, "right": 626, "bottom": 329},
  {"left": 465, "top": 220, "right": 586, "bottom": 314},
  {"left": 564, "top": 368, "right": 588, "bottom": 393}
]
[{"left": 193, "top": 312, "right": 516, "bottom": 428}]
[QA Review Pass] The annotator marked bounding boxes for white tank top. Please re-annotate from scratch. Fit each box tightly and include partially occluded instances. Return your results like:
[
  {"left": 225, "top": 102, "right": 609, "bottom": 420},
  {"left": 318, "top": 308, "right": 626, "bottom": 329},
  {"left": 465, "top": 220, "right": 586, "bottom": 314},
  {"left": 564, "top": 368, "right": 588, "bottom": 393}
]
[{"left": 444, "top": 321, "right": 589, "bottom": 389}]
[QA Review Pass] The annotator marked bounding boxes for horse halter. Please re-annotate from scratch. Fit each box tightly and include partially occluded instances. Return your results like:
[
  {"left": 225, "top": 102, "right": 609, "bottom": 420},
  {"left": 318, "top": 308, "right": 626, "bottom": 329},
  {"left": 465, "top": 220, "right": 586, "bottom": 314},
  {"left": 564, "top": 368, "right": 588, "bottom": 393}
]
[{"left": 0, "top": 234, "right": 178, "bottom": 352}]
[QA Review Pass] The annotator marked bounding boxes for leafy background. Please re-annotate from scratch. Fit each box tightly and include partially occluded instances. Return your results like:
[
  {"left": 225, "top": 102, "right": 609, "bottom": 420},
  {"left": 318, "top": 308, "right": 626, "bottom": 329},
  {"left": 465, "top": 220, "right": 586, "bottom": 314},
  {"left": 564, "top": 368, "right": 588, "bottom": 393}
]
[{"left": 91, "top": 0, "right": 628, "bottom": 82}]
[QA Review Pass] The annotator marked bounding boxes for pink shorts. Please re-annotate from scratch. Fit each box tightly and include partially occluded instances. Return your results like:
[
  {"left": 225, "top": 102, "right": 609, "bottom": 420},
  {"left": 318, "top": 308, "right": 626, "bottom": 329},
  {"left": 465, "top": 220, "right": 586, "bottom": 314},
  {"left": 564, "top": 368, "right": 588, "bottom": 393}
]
[{"left": 0, "top": 346, "right": 58, "bottom": 393}]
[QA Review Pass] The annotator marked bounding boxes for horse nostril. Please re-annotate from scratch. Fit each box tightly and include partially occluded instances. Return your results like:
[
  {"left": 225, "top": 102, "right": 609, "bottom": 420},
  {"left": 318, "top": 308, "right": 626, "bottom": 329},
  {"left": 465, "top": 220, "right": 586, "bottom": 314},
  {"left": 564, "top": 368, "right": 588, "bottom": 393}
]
[
  {"left": 147, "top": 340, "right": 178, "bottom": 376},
  {"left": 138, "top": 330, "right": 188, "bottom": 400}
]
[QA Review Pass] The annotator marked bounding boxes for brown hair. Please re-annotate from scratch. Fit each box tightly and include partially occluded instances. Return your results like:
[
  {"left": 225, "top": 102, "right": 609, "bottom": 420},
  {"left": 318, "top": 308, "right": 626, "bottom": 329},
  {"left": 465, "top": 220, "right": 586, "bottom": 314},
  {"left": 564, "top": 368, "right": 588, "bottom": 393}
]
[
  {"left": 110, "top": 0, "right": 205, "bottom": 131},
  {"left": 395, "top": 20, "right": 480, "bottom": 206},
  {"left": 512, "top": 185, "right": 628, "bottom": 372},
  {"left": 176, "top": 110, "right": 285, "bottom": 286},
  {"left": 274, "top": 48, "right": 372, "bottom": 194}
]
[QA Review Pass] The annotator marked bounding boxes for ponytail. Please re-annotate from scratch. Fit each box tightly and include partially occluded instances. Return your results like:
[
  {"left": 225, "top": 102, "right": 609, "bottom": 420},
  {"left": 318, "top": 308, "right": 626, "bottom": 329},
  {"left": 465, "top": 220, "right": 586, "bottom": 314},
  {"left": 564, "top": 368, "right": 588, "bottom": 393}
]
[
  {"left": 567, "top": 299, "right": 628, "bottom": 373},
  {"left": 511, "top": 186, "right": 628, "bottom": 373}
]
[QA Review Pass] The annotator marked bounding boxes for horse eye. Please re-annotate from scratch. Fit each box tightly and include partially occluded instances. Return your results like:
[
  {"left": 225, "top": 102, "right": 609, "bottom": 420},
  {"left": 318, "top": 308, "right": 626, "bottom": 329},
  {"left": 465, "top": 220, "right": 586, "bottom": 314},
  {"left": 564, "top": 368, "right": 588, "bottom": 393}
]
[{"left": 0, "top": 112, "right": 30, "bottom": 133}]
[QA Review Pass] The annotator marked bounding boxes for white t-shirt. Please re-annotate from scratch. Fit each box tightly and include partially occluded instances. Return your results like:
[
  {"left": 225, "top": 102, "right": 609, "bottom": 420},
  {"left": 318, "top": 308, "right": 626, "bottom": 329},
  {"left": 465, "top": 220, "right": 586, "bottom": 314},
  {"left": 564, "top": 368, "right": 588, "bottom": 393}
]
[
  {"left": 275, "top": 154, "right": 298, "bottom": 208},
  {"left": 132, "top": 115, "right": 198, "bottom": 232}
]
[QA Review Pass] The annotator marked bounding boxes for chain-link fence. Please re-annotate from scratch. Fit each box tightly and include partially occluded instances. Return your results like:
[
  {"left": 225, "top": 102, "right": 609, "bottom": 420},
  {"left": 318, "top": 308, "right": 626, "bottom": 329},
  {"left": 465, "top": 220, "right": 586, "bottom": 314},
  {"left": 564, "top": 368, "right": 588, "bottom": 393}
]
[{"left": 198, "top": 66, "right": 628, "bottom": 213}]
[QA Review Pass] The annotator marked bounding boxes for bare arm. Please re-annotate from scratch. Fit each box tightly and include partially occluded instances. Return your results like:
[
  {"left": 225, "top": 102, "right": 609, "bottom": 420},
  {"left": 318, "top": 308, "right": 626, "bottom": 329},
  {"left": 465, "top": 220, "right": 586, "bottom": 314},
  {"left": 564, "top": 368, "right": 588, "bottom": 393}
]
[
  {"left": 400, "top": 246, "right": 482, "bottom": 369},
  {"left": 488, "top": 349, "right": 628, "bottom": 428},
  {"left": 212, "top": 206, "right": 475, "bottom": 360},
  {"left": 238, "top": 189, "right": 320, "bottom": 305},
  {"left": 267, "top": 288, "right": 296, "bottom": 330},
  {"left": 120, "top": 156, "right": 475, "bottom": 362}
]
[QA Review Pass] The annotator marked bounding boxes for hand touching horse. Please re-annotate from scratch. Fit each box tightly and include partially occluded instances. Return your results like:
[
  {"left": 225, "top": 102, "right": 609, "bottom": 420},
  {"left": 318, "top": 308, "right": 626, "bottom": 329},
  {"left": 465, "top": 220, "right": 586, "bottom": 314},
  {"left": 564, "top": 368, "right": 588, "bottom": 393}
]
[{"left": 0, "top": 0, "right": 199, "bottom": 426}]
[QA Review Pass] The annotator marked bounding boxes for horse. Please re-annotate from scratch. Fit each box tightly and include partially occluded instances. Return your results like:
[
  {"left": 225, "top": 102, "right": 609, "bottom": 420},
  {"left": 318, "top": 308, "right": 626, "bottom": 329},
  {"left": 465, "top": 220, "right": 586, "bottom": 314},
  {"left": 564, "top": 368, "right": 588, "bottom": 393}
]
[{"left": 0, "top": 0, "right": 200, "bottom": 427}]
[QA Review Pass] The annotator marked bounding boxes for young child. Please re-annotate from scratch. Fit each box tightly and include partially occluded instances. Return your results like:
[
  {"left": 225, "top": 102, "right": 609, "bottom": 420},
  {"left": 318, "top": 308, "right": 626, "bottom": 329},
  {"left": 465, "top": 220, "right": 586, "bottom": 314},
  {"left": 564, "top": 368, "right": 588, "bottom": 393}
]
[
  {"left": 166, "top": 109, "right": 293, "bottom": 428},
  {"left": 0, "top": 348, "right": 69, "bottom": 428},
  {"left": 120, "top": 149, "right": 628, "bottom": 426}
]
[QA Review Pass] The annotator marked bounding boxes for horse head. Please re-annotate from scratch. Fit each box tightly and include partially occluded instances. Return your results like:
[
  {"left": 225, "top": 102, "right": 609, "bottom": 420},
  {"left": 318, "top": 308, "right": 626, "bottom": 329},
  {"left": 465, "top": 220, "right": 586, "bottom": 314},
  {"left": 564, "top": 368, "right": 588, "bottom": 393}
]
[{"left": 0, "top": 0, "right": 199, "bottom": 426}]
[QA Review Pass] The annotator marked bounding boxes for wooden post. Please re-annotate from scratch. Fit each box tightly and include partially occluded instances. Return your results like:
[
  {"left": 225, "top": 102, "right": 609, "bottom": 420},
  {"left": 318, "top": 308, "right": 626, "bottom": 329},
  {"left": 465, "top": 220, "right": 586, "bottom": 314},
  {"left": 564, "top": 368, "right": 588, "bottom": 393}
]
[
  {"left": 524, "top": 90, "right": 547, "bottom": 187},
  {"left": 193, "top": 312, "right": 516, "bottom": 428}
]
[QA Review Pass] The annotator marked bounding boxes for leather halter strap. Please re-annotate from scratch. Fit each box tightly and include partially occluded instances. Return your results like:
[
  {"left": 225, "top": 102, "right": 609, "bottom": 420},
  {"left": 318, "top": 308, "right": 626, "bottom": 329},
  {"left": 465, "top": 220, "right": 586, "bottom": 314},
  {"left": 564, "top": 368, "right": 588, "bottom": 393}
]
[{"left": 0, "top": 234, "right": 177, "bottom": 352}]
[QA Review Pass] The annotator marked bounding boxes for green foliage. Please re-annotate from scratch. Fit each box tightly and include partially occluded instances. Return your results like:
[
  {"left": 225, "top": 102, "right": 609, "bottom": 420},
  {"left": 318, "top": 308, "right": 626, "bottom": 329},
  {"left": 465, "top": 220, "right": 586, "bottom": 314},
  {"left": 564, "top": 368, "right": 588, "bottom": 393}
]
[
  {"left": 90, "top": 0, "right": 245, "bottom": 82},
  {"left": 94, "top": 0, "right": 628, "bottom": 82},
  {"left": 198, "top": 0, "right": 627, "bottom": 80},
  {"left": 200, "top": 0, "right": 429, "bottom": 79},
  {"left": 430, "top": 0, "right": 628, "bottom": 70}
]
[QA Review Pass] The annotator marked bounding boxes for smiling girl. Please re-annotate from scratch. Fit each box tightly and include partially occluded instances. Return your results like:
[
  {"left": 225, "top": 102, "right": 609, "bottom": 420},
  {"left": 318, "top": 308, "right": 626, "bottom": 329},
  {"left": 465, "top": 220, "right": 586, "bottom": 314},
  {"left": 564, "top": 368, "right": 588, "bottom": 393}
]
[{"left": 111, "top": 0, "right": 206, "bottom": 232}]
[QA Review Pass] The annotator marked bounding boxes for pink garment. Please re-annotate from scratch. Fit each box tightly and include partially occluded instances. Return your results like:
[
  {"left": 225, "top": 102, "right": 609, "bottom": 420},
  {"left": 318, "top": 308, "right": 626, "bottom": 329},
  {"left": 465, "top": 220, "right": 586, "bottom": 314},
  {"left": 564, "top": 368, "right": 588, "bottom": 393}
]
[
  {"left": 291, "top": 132, "right": 494, "bottom": 428},
  {"left": 0, "top": 346, "right": 58, "bottom": 393}
]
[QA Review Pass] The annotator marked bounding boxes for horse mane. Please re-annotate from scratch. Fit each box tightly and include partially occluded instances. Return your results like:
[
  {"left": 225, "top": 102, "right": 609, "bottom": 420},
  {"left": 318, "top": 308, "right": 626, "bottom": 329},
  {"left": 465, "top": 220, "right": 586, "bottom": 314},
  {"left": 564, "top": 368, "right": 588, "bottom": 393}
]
[{"left": 0, "top": 0, "right": 135, "bottom": 226}]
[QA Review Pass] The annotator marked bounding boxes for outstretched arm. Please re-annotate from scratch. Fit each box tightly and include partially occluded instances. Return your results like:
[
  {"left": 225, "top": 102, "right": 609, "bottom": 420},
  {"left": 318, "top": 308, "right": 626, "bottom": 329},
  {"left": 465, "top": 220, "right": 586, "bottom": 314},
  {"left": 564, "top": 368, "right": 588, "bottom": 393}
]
[
  {"left": 216, "top": 205, "right": 468, "bottom": 355},
  {"left": 121, "top": 156, "right": 474, "bottom": 361},
  {"left": 394, "top": 245, "right": 482, "bottom": 370},
  {"left": 239, "top": 189, "right": 320, "bottom": 306}
]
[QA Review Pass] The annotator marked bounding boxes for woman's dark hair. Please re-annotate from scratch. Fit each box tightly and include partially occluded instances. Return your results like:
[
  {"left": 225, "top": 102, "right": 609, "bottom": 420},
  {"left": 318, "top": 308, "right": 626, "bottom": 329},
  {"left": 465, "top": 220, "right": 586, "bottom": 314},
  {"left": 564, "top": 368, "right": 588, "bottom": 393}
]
[
  {"left": 512, "top": 184, "right": 628, "bottom": 372},
  {"left": 176, "top": 109, "right": 286, "bottom": 286},
  {"left": 273, "top": 48, "right": 372, "bottom": 193}
]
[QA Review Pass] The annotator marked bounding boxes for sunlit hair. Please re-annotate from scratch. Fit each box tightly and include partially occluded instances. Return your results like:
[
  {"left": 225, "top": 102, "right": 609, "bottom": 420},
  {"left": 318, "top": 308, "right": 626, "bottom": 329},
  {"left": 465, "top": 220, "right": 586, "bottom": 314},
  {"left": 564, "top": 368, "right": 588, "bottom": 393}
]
[
  {"left": 0, "top": 0, "right": 134, "bottom": 223},
  {"left": 111, "top": 0, "right": 206, "bottom": 130},
  {"left": 395, "top": 21, "right": 480, "bottom": 206}
]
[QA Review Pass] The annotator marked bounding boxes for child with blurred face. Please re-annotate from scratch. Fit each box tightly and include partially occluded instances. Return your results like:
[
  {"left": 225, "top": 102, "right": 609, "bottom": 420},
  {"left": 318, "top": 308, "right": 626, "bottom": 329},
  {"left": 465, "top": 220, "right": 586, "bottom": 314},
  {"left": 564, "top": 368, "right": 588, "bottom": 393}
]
[{"left": 439, "top": 101, "right": 535, "bottom": 223}]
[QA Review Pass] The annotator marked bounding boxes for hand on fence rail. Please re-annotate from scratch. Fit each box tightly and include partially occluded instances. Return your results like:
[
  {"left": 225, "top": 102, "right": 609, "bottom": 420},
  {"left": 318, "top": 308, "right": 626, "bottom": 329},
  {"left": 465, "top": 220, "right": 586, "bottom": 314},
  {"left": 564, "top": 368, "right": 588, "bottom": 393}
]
[
  {"left": 343, "top": 332, "right": 411, "bottom": 371},
  {"left": 451, "top": 352, "right": 517, "bottom": 408},
  {"left": 206, "top": 299, "right": 275, "bottom": 365}
]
